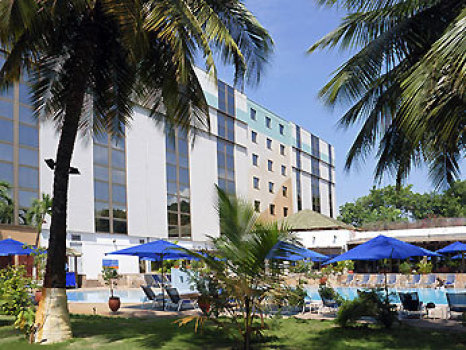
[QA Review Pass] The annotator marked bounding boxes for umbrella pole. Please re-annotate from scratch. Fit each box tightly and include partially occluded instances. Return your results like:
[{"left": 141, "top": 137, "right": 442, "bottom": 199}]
[
  {"left": 462, "top": 252, "right": 465, "bottom": 273},
  {"left": 162, "top": 254, "right": 165, "bottom": 311}
]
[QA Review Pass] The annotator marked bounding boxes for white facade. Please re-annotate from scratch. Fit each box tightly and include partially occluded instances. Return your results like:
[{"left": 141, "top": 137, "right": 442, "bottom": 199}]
[{"left": 23, "top": 69, "right": 337, "bottom": 280}]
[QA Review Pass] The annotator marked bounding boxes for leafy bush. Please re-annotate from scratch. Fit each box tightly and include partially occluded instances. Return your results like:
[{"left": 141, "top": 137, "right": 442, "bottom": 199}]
[
  {"left": 102, "top": 267, "right": 120, "bottom": 298},
  {"left": 399, "top": 261, "right": 413, "bottom": 275},
  {"left": 318, "top": 285, "right": 342, "bottom": 303},
  {"left": 336, "top": 289, "right": 397, "bottom": 328},
  {"left": 416, "top": 260, "right": 433, "bottom": 274},
  {"left": 0, "top": 266, "right": 36, "bottom": 338}
]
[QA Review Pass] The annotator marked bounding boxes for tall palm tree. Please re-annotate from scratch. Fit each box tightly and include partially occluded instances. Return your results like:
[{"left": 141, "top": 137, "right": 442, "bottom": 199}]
[
  {"left": 25, "top": 193, "right": 52, "bottom": 247},
  {"left": 0, "top": 181, "right": 14, "bottom": 224},
  {"left": 309, "top": 0, "right": 465, "bottom": 188},
  {"left": 0, "top": 0, "right": 272, "bottom": 343}
]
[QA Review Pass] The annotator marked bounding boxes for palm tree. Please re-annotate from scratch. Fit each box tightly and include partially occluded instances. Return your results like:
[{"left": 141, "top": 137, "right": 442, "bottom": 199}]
[
  {"left": 0, "top": 0, "right": 272, "bottom": 343},
  {"left": 182, "top": 187, "right": 293, "bottom": 350},
  {"left": 25, "top": 194, "right": 52, "bottom": 247},
  {"left": 309, "top": 0, "right": 465, "bottom": 188},
  {"left": 0, "top": 181, "right": 14, "bottom": 224}
]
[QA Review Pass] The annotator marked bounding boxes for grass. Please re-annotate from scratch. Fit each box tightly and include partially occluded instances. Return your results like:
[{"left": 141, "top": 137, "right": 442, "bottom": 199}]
[{"left": 0, "top": 314, "right": 465, "bottom": 349}]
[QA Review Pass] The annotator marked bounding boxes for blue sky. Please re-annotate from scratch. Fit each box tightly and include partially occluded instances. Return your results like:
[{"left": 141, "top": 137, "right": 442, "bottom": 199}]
[{"left": 212, "top": 0, "right": 464, "bottom": 210}]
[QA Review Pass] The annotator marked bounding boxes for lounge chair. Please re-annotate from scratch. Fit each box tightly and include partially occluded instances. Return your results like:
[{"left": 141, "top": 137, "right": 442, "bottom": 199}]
[
  {"left": 387, "top": 275, "right": 397, "bottom": 287},
  {"left": 165, "top": 287, "right": 197, "bottom": 311},
  {"left": 407, "top": 274, "right": 421, "bottom": 288},
  {"left": 398, "top": 292, "right": 425, "bottom": 318},
  {"left": 144, "top": 274, "right": 156, "bottom": 287},
  {"left": 341, "top": 274, "right": 354, "bottom": 286},
  {"left": 444, "top": 274, "right": 456, "bottom": 288},
  {"left": 141, "top": 285, "right": 165, "bottom": 309},
  {"left": 446, "top": 292, "right": 466, "bottom": 319},
  {"left": 318, "top": 291, "right": 340, "bottom": 315},
  {"left": 374, "top": 274, "right": 385, "bottom": 287},
  {"left": 152, "top": 274, "right": 171, "bottom": 288},
  {"left": 420, "top": 274, "right": 436, "bottom": 288},
  {"left": 355, "top": 274, "right": 369, "bottom": 287}
]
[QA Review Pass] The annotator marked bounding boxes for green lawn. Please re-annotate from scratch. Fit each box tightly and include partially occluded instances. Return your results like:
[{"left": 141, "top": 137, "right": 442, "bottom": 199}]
[{"left": 0, "top": 314, "right": 465, "bottom": 349}]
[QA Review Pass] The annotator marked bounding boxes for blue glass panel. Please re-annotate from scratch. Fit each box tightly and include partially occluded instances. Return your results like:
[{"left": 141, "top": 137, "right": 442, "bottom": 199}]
[
  {"left": 0, "top": 143, "right": 13, "bottom": 162},
  {"left": 19, "top": 106, "right": 36, "bottom": 125},
  {"left": 19, "top": 147, "right": 38, "bottom": 167},
  {"left": 19, "top": 190, "right": 37, "bottom": 207},
  {"left": 19, "top": 124, "right": 38, "bottom": 147},
  {"left": 0, "top": 99, "right": 13, "bottom": 119},
  {"left": 0, "top": 119, "right": 13, "bottom": 142},
  {"left": 19, "top": 166, "right": 38, "bottom": 189},
  {"left": 112, "top": 184, "right": 126, "bottom": 203},
  {"left": 0, "top": 162, "right": 13, "bottom": 184},
  {"left": 94, "top": 181, "right": 109, "bottom": 201}
]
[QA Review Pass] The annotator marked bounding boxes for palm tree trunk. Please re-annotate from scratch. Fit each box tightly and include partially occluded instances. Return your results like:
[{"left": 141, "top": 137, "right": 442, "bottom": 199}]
[{"left": 34, "top": 64, "right": 88, "bottom": 344}]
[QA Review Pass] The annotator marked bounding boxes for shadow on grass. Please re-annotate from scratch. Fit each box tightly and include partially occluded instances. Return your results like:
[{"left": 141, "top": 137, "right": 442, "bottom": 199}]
[{"left": 71, "top": 314, "right": 236, "bottom": 349}]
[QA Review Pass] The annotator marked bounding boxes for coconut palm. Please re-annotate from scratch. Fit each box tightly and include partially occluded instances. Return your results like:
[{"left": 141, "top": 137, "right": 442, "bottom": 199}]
[
  {"left": 181, "top": 187, "right": 293, "bottom": 350},
  {"left": 0, "top": 0, "right": 272, "bottom": 343},
  {"left": 0, "top": 181, "right": 13, "bottom": 224},
  {"left": 25, "top": 193, "right": 52, "bottom": 247},
  {"left": 309, "top": 0, "right": 465, "bottom": 189}
]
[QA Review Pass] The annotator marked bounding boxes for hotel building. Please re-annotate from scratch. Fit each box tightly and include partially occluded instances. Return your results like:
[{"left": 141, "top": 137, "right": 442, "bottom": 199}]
[{"left": 0, "top": 67, "right": 336, "bottom": 280}]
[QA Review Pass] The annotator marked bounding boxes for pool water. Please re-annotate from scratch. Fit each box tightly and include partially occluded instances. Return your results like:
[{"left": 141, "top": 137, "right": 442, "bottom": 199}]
[
  {"left": 305, "top": 287, "right": 466, "bottom": 305},
  {"left": 67, "top": 289, "right": 146, "bottom": 303}
]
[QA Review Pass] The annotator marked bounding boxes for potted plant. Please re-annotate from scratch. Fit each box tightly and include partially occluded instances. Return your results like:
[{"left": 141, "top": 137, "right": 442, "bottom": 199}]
[
  {"left": 26, "top": 246, "right": 47, "bottom": 304},
  {"left": 102, "top": 266, "right": 121, "bottom": 312}
]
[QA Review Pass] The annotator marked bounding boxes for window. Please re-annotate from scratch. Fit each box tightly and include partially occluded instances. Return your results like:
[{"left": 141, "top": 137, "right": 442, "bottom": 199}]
[
  {"left": 329, "top": 182, "right": 334, "bottom": 218},
  {"left": 282, "top": 186, "right": 288, "bottom": 197},
  {"left": 166, "top": 128, "right": 192, "bottom": 238},
  {"left": 254, "top": 200, "right": 260, "bottom": 212},
  {"left": 265, "top": 116, "right": 271, "bottom": 128},
  {"left": 268, "top": 181, "right": 274, "bottom": 193},
  {"left": 311, "top": 176, "right": 321, "bottom": 213},
  {"left": 283, "top": 207, "right": 288, "bottom": 217},
  {"left": 281, "top": 165, "right": 286, "bottom": 176},
  {"left": 0, "top": 76, "right": 39, "bottom": 225},
  {"left": 217, "top": 112, "right": 234, "bottom": 142},
  {"left": 280, "top": 144, "right": 285, "bottom": 156},
  {"left": 333, "top": 235, "right": 337, "bottom": 244},
  {"left": 266, "top": 138, "right": 272, "bottom": 150},
  {"left": 269, "top": 204, "right": 275, "bottom": 216},
  {"left": 267, "top": 160, "right": 273, "bottom": 172},
  {"left": 251, "top": 131, "right": 257, "bottom": 143},
  {"left": 250, "top": 108, "right": 256, "bottom": 120},
  {"left": 253, "top": 177, "right": 260, "bottom": 189},
  {"left": 252, "top": 153, "right": 258, "bottom": 166},
  {"left": 218, "top": 81, "right": 235, "bottom": 116},
  {"left": 311, "top": 158, "right": 320, "bottom": 177},
  {"left": 312, "top": 236, "right": 316, "bottom": 245},
  {"left": 279, "top": 124, "right": 284, "bottom": 135},
  {"left": 217, "top": 139, "right": 235, "bottom": 195},
  {"left": 94, "top": 131, "right": 128, "bottom": 234},
  {"left": 311, "top": 134, "right": 320, "bottom": 158}
]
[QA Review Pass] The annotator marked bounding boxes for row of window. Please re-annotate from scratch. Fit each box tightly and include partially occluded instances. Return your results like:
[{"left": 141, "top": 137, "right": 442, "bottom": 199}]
[
  {"left": 250, "top": 108, "right": 285, "bottom": 135},
  {"left": 253, "top": 200, "right": 288, "bottom": 217},
  {"left": 251, "top": 130, "right": 286, "bottom": 155},
  {"left": 252, "top": 177, "right": 288, "bottom": 196},
  {"left": 251, "top": 154, "right": 287, "bottom": 176}
]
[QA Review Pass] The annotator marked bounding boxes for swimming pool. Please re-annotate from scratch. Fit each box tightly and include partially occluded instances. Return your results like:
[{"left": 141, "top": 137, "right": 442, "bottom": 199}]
[
  {"left": 305, "top": 287, "right": 466, "bottom": 305},
  {"left": 67, "top": 289, "right": 146, "bottom": 303}
]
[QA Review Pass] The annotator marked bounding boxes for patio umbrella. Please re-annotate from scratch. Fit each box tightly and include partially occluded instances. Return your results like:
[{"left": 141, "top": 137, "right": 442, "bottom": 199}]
[
  {"left": 266, "top": 241, "right": 328, "bottom": 262},
  {"left": 437, "top": 242, "right": 466, "bottom": 272},
  {"left": 324, "top": 235, "right": 440, "bottom": 265},
  {"left": 107, "top": 239, "right": 194, "bottom": 310},
  {"left": 0, "top": 238, "right": 35, "bottom": 256}
]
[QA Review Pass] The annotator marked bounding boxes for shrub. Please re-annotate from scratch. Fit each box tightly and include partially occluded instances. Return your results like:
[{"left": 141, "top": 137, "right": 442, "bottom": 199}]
[
  {"left": 416, "top": 260, "right": 433, "bottom": 274},
  {"left": 399, "top": 261, "right": 413, "bottom": 275},
  {"left": 0, "top": 265, "right": 36, "bottom": 338}
]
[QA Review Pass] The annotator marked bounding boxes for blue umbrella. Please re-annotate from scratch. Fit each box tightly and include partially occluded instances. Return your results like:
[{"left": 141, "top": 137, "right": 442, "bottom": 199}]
[
  {"left": 324, "top": 235, "right": 440, "bottom": 265},
  {"left": 437, "top": 242, "right": 466, "bottom": 272},
  {"left": 266, "top": 241, "right": 328, "bottom": 262},
  {"left": 0, "top": 238, "right": 35, "bottom": 256},
  {"left": 108, "top": 239, "right": 194, "bottom": 309}
]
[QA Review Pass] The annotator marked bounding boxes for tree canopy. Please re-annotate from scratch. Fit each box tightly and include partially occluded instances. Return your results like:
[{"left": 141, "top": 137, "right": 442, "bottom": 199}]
[{"left": 338, "top": 181, "right": 466, "bottom": 227}]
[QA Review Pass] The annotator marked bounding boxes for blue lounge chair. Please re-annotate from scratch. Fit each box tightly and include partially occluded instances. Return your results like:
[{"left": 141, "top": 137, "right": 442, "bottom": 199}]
[
  {"left": 387, "top": 275, "right": 397, "bottom": 287},
  {"left": 355, "top": 274, "right": 370, "bottom": 287},
  {"left": 165, "top": 287, "right": 197, "bottom": 311},
  {"left": 141, "top": 285, "right": 165, "bottom": 309},
  {"left": 374, "top": 274, "right": 384, "bottom": 287},
  {"left": 398, "top": 292, "right": 425, "bottom": 318},
  {"left": 445, "top": 274, "right": 456, "bottom": 288},
  {"left": 342, "top": 274, "right": 354, "bottom": 286},
  {"left": 407, "top": 274, "right": 421, "bottom": 287},
  {"left": 420, "top": 274, "right": 436, "bottom": 288},
  {"left": 446, "top": 292, "right": 466, "bottom": 319}
]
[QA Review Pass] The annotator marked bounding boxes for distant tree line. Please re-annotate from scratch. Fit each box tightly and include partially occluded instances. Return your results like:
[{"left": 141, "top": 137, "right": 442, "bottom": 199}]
[{"left": 339, "top": 181, "right": 466, "bottom": 228}]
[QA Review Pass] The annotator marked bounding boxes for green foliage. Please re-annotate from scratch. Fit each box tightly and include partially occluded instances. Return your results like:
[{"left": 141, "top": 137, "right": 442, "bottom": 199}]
[
  {"left": 416, "top": 260, "right": 433, "bottom": 274},
  {"left": 338, "top": 183, "right": 466, "bottom": 227},
  {"left": 0, "top": 266, "right": 36, "bottom": 338},
  {"left": 289, "top": 261, "right": 313, "bottom": 274},
  {"left": 287, "top": 285, "right": 307, "bottom": 308},
  {"left": 318, "top": 285, "right": 342, "bottom": 304},
  {"left": 101, "top": 267, "right": 120, "bottom": 298},
  {"left": 399, "top": 261, "right": 413, "bottom": 275},
  {"left": 336, "top": 289, "right": 397, "bottom": 329},
  {"left": 177, "top": 186, "right": 293, "bottom": 349},
  {"left": 309, "top": 1, "right": 465, "bottom": 188}
]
